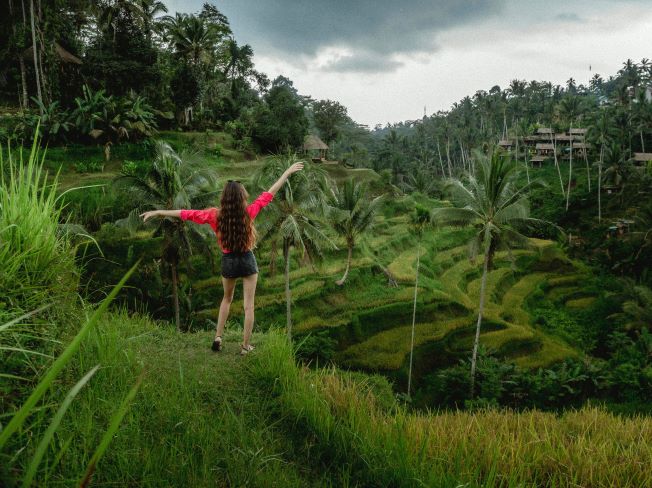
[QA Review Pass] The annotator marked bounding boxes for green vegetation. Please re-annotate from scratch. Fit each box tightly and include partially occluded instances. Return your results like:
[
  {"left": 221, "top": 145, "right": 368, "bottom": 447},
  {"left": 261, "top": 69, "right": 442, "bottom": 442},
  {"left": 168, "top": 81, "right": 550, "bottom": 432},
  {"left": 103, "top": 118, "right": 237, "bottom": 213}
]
[
  {"left": 434, "top": 149, "right": 545, "bottom": 392},
  {"left": 2, "top": 1, "right": 652, "bottom": 484}
]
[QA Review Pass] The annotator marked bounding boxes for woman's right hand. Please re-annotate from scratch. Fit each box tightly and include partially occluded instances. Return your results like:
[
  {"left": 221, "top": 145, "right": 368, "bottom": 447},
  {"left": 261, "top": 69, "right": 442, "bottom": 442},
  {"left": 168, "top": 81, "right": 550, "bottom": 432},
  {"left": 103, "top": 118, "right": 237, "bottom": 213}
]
[{"left": 140, "top": 210, "right": 160, "bottom": 222}]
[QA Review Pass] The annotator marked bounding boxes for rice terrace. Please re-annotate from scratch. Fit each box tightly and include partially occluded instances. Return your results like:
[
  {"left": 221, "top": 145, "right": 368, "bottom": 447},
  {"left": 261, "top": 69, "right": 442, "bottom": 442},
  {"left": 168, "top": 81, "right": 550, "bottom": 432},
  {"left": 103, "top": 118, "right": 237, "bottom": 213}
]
[{"left": 1, "top": 1, "right": 652, "bottom": 486}]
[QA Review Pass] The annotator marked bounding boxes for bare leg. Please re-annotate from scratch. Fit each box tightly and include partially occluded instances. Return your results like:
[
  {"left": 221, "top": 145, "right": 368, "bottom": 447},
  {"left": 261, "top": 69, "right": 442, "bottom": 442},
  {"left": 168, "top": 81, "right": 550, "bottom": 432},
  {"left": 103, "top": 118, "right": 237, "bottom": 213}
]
[
  {"left": 215, "top": 277, "right": 236, "bottom": 340},
  {"left": 242, "top": 273, "right": 258, "bottom": 347}
]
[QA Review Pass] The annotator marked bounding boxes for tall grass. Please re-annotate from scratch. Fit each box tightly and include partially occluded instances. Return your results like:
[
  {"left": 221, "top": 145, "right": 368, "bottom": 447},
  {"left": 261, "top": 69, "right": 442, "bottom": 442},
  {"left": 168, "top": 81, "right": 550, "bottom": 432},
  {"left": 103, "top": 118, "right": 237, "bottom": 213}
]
[
  {"left": 250, "top": 331, "right": 652, "bottom": 487},
  {"left": 0, "top": 136, "right": 77, "bottom": 317},
  {"left": 15, "top": 317, "right": 335, "bottom": 486}
]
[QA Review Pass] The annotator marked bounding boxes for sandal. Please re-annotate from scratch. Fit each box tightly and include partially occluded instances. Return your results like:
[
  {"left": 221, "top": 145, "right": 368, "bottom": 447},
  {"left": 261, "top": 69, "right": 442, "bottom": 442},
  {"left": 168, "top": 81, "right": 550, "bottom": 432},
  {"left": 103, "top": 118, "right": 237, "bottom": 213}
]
[
  {"left": 240, "top": 344, "right": 255, "bottom": 356},
  {"left": 211, "top": 336, "right": 223, "bottom": 352}
]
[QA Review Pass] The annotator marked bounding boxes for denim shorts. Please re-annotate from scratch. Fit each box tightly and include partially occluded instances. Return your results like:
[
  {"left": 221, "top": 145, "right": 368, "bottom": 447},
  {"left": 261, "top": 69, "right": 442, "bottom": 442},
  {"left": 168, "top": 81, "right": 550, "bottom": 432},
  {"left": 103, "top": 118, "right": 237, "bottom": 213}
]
[{"left": 221, "top": 250, "right": 259, "bottom": 278}]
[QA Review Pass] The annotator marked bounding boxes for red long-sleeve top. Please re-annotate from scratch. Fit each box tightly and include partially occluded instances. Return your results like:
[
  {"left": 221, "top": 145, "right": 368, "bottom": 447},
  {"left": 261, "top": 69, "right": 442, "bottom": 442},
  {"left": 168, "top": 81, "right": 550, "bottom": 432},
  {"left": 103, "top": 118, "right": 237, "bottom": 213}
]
[{"left": 180, "top": 191, "right": 274, "bottom": 253}]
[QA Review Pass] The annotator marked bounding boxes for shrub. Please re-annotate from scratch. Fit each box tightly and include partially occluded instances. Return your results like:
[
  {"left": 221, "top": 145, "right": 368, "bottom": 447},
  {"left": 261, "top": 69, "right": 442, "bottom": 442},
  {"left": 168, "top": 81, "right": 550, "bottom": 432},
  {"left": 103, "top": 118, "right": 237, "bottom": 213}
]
[
  {"left": 74, "top": 161, "right": 104, "bottom": 173},
  {"left": 295, "top": 331, "right": 337, "bottom": 364},
  {"left": 120, "top": 159, "right": 148, "bottom": 178}
]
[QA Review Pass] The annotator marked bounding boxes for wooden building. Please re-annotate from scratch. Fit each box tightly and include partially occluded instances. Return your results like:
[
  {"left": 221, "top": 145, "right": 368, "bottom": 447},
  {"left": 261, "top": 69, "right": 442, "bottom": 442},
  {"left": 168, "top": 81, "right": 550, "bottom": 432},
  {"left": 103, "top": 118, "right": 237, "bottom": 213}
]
[
  {"left": 303, "top": 134, "right": 329, "bottom": 162},
  {"left": 530, "top": 155, "right": 546, "bottom": 167},
  {"left": 535, "top": 143, "right": 555, "bottom": 156},
  {"left": 633, "top": 153, "right": 652, "bottom": 166},
  {"left": 498, "top": 139, "right": 514, "bottom": 149}
]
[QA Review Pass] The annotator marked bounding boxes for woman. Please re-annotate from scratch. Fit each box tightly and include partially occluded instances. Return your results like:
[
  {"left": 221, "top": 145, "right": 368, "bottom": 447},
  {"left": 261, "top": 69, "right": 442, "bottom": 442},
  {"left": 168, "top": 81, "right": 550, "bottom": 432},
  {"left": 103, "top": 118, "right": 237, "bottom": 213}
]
[{"left": 141, "top": 162, "right": 304, "bottom": 355}]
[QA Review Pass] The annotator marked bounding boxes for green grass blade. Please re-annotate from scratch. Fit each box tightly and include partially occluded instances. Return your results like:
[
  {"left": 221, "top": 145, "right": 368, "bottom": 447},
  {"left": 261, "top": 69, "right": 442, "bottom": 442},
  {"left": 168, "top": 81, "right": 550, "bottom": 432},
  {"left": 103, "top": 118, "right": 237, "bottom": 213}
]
[
  {"left": 0, "top": 305, "right": 52, "bottom": 334},
  {"left": 21, "top": 365, "right": 100, "bottom": 488},
  {"left": 54, "top": 184, "right": 106, "bottom": 204},
  {"left": 0, "top": 373, "right": 28, "bottom": 381},
  {"left": 0, "top": 261, "right": 140, "bottom": 450},
  {"left": 79, "top": 370, "right": 145, "bottom": 488},
  {"left": 0, "top": 347, "right": 53, "bottom": 358}
]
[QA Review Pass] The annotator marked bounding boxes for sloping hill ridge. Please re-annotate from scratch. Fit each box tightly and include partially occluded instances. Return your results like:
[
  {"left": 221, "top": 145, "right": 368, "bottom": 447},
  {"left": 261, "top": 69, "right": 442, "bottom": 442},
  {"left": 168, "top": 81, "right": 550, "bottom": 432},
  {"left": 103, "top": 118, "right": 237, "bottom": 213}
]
[{"left": 42, "top": 314, "right": 652, "bottom": 487}]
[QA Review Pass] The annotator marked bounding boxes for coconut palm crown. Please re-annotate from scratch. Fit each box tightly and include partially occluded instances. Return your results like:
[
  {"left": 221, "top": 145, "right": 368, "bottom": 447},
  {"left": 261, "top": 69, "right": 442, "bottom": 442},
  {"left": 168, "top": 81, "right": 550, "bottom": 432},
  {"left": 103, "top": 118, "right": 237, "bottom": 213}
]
[{"left": 325, "top": 178, "right": 384, "bottom": 285}]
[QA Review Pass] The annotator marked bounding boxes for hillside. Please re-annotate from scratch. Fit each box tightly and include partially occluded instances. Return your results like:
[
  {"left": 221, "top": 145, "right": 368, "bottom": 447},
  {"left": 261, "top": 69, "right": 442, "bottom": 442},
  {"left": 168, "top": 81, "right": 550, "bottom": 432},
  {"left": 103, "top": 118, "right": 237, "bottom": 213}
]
[
  {"left": 48, "top": 132, "right": 608, "bottom": 402},
  {"left": 20, "top": 311, "right": 649, "bottom": 487}
]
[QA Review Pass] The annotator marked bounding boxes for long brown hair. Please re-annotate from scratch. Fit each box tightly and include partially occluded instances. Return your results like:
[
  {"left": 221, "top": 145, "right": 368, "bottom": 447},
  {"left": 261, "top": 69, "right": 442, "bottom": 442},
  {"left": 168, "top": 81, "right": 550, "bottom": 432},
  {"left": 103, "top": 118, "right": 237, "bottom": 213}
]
[{"left": 218, "top": 181, "right": 256, "bottom": 252}]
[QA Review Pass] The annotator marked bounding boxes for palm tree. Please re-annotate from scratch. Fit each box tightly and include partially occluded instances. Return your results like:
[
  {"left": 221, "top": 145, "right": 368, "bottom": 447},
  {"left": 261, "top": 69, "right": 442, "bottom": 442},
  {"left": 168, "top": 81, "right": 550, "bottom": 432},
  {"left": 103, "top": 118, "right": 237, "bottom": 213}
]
[
  {"left": 433, "top": 149, "right": 542, "bottom": 394},
  {"left": 256, "top": 156, "right": 334, "bottom": 339},
  {"left": 402, "top": 169, "right": 439, "bottom": 196},
  {"left": 223, "top": 38, "right": 255, "bottom": 96},
  {"left": 632, "top": 88, "right": 652, "bottom": 152},
  {"left": 556, "top": 96, "right": 584, "bottom": 210},
  {"left": 602, "top": 143, "right": 628, "bottom": 191},
  {"left": 136, "top": 0, "right": 168, "bottom": 40},
  {"left": 96, "top": 0, "right": 140, "bottom": 44},
  {"left": 610, "top": 281, "right": 652, "bottom": 332},
  {"left": 325, "top": 178, "right": 384, "bottom": 286},
  {"left": 117, "top": 142, "right": 218, "bottom": 331},
  {"left": 513, "top": 118, "right": 530, "bottom": 184},
  {"left": 164, "top": 13, "right": 218, "bottom": 66},
  {"left": 407, "top": 204, "right": 432, "bottom": 398},
  {"left": 588, "top": 109, "right": 617, "bottom": 221}
]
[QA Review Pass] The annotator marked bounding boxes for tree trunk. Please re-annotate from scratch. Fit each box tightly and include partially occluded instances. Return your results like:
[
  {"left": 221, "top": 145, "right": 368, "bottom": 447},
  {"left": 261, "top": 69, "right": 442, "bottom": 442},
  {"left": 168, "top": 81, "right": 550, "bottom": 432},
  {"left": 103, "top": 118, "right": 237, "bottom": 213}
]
[
  {"left": 641, "top": 130, "right": 646, "bottom": 153},
  {"left": 284, "top": 242, "right": 292, "bottom": 340},
  {"left": 566, "top": 127, "right": 573, "bottom": 211},
  {"left": 584, "top": 147, "right": 591, "bottom": 192},
  {"left": 336, "top": 243, "right": 353, "bottom": 286},
  {"left": 407, "top": 240, "right": 420, "bottom": 398},
  {"left": 18, "top": 57, "right": 28, "bottom": 110},
  {"left": 35, "top": 0, "right": 49, "bottom": 105},
  {"left": 517, "top": 134, "right": 530, "bottom": 185},
  {"left": 458, "top": 137, "right": 466, "bottom": 173},
  {"left": 10, "top": 0, "right": 28, "bottom": 111},
  {"left": 171, "top": 264, "right": 181, "bottom": 332},
  {"left": 446, "top": 139, "right": 452, "bottom": 178},
  {"left": 435, "top": 138, "right": 445, "bottom": 177},
  {"left": 470, "top": 245, "right": 491, "bottom": 397},
  {"left": 29, "top": 0, "right": 42, "bottom": 114},
  {"left": 598, "top": 144, "right": 604, "bottom": 222},
  {"left": 551, "top": 133, "right": 565, "bottom": 197}
]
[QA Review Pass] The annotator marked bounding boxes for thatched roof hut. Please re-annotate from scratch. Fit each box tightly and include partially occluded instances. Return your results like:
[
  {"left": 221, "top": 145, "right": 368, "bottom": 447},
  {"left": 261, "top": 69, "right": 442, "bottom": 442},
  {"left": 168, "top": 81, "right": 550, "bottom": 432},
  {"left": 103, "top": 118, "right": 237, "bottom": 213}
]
[
  {"left": 634, "top": 152, "right": 652, "bottom": 164},
  {"left": 303, "top": 134, "right": 328, "bottom": 151},
  {"left": 303, "top": 134, "right": 328, "bottom": 161},
  {"left": 572, "top": 143, "right": 591, "bottom": 150},
  {"left": 23, "top": 42, "right": 82, "bottom": 65},
  {"left": 537, "top": 127, "right": 553, "bottom": 135},
  {"left": 536, "top": 143, "right": 555, "bottom": 153}
]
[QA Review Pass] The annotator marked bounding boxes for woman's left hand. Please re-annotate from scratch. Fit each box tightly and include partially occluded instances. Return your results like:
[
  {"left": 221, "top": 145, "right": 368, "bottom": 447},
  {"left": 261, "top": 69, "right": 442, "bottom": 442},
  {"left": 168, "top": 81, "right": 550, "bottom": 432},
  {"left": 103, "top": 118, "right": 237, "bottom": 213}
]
[{"left": 140, "top": 210, "right": 160, "bottom": 222}]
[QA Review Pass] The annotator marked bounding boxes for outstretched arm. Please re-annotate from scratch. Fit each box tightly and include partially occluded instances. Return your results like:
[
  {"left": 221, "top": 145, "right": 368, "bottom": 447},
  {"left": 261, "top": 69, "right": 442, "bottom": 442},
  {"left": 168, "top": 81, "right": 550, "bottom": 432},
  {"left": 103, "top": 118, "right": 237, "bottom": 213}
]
[
  {"left": 140, "top": 209, "right": 182, "bottom": 222},
  {"left": 267, "top": 162, "right": 304, "bottom": 195}
]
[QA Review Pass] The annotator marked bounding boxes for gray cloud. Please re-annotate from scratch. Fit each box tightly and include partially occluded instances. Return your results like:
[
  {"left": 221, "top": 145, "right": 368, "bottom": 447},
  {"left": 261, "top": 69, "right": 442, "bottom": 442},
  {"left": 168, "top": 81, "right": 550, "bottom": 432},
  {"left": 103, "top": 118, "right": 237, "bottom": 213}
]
[
  {"left": 216, "top": 0, "right": 506, "bottom": 72},
  {"left": 555, "top": 13, "right": 584, "bottom": 23},
  {"left": 320, "top": 50, "right": 404, "bottom": 73}
]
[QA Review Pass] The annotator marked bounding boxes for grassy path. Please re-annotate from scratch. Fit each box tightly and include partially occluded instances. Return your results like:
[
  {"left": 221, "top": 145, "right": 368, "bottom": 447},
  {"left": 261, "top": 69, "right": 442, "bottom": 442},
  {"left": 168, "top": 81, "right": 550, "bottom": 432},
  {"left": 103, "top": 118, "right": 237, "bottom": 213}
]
[{"left": 47, "top": 313, "right": 337, "bottom": 487}]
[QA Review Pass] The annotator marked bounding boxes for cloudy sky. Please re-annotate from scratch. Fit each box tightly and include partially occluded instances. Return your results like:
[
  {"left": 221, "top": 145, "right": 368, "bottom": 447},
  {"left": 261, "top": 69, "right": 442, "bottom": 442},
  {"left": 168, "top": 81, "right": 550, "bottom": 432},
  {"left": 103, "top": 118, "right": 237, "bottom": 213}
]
[{"left": 167, "top": 0, "right": 652, "bottom": 126}]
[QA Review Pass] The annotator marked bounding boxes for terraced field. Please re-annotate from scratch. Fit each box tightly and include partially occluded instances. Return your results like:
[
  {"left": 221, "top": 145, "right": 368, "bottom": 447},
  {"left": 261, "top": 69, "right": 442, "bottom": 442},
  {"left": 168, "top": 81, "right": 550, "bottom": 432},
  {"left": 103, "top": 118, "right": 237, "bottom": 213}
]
[
  {"left": 43, "top": 132, "right": 605, "bottom": 403},
  {"left": 191, "top": 198, "right": 593, "bottom": 384},
  {"left": 178, "top": 157, "right": 595, "bottom": 384}
]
